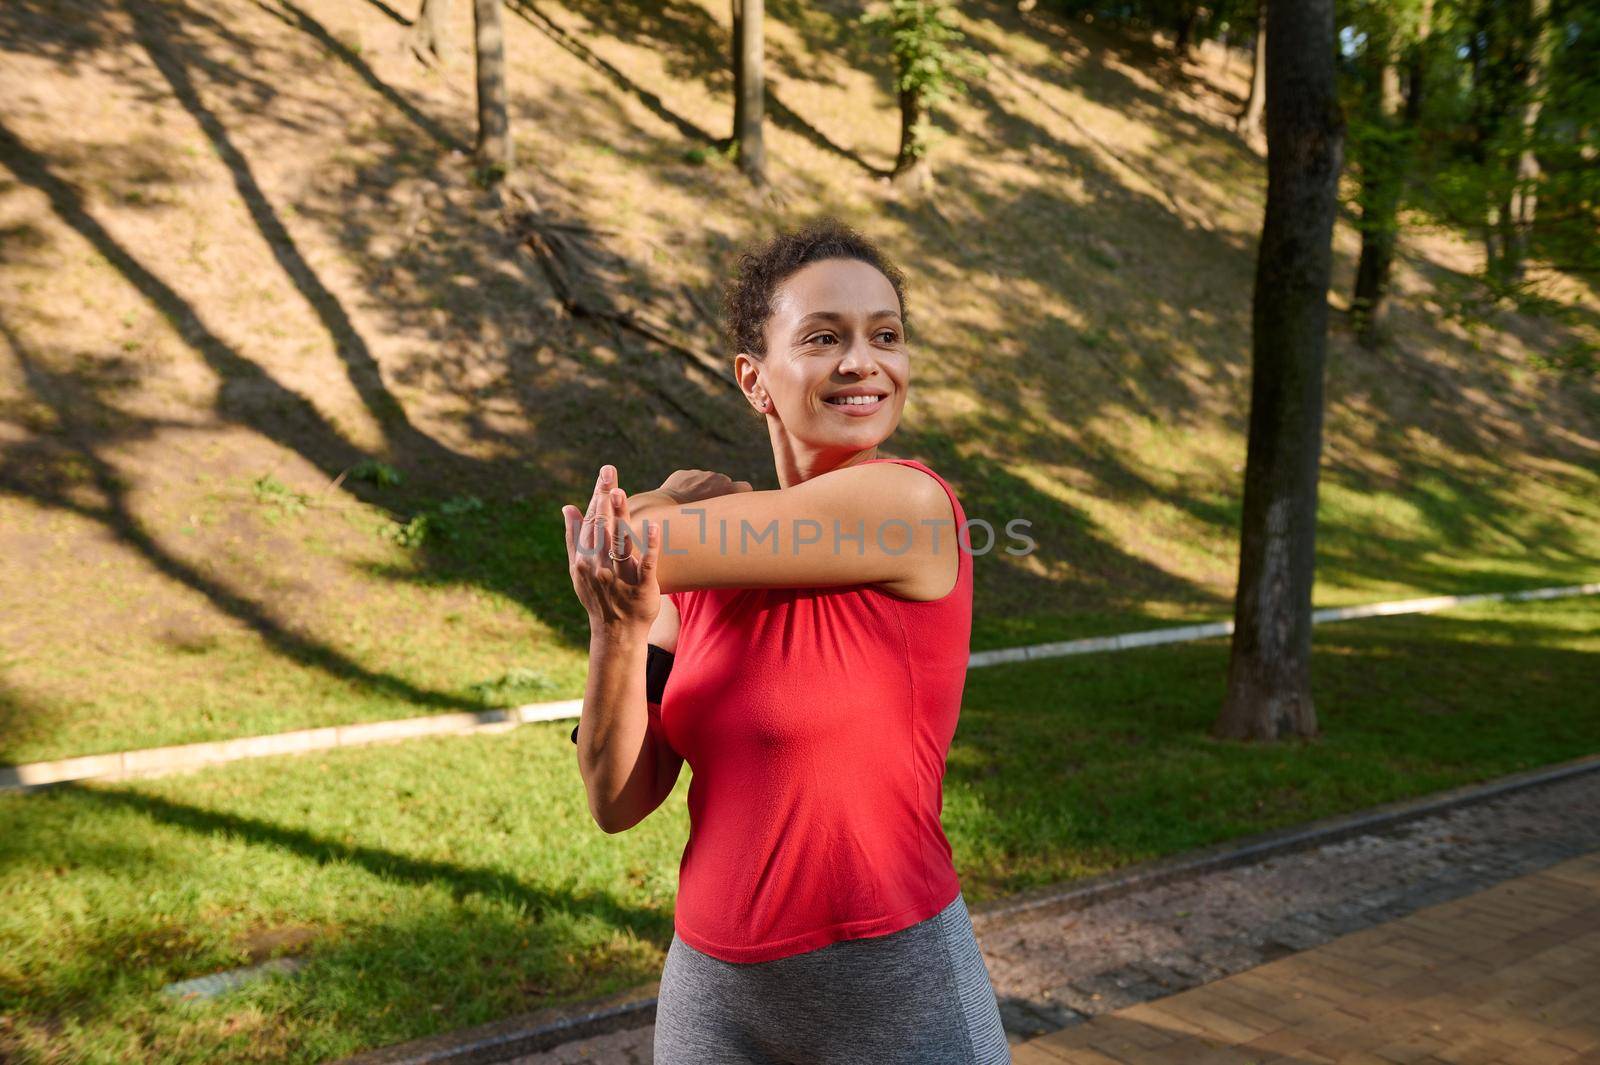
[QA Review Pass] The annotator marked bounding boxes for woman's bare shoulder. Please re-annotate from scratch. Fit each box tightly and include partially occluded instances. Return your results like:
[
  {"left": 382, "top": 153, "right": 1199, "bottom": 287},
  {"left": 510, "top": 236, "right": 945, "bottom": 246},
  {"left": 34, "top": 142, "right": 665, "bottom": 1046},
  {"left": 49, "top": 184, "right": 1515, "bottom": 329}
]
[
  {"left": 639, "top": 460, "right": 952, "bottom": 593},
  {"left": 802, "top": 457, "right": 951, "bottom": 517}
]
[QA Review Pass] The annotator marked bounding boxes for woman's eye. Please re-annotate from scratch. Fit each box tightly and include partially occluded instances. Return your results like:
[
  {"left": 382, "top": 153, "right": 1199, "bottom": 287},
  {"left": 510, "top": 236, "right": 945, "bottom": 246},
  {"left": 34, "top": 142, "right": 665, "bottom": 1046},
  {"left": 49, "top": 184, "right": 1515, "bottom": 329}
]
[
  {"left": 875, "top": 331, "right": 898, "bottom": 343},
  {"left": 808, "top": 333, "right": 838, "bottom": 345}
]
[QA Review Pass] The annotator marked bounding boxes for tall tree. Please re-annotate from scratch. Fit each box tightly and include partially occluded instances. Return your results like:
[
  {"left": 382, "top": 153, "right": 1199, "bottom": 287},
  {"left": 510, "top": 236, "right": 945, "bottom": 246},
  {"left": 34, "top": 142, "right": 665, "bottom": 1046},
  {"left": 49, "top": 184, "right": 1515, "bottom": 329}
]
[
  {"left": 1503, "top": 0, "right": 1555, "bottom": 279},
  {"left": 1349, "top": 0, "right": 1432, "bottom": 347},
  {"left": 731, "top": 0, "right": 766, "bottom": 184},
  {"left": 863, "top": 0, "right": 984, "bottom": 190},
  {"left": 1173, "top": 1, "right": 1203, "bottom": 56},
  {"left": 1215, "top": 0, "right": 1345, "bottom": 742},
  {"left": 473, "top": 0, "right": 512, "bottom": 181},
  {"left": 1463, "top": 0, "right": 1556, "bottom": 285},
  {"left": 1525, "top": 0, "right": 1600, "bottom": 285},
  {"left": 410, "top": 0, "right": 449, "bottom": 63},
  {"left": 1237, "top": 0, "right": 1267, "bottom": 136}
]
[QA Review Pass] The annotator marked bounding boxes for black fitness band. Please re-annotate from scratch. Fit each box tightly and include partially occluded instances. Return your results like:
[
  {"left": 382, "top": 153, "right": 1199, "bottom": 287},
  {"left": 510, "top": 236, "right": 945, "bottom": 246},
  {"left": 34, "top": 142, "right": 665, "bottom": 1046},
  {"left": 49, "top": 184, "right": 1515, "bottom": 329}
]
[{"left": 571, "top": 643, "right": 675, "bottom": 743}]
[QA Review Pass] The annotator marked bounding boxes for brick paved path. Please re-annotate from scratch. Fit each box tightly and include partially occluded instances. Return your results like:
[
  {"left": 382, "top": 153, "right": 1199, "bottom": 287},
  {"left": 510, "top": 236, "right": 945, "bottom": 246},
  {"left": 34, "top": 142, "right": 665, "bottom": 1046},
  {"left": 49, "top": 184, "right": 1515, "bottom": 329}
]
[{"left": 1012, "top": 851, "right": 1600, "bottom": 1065}]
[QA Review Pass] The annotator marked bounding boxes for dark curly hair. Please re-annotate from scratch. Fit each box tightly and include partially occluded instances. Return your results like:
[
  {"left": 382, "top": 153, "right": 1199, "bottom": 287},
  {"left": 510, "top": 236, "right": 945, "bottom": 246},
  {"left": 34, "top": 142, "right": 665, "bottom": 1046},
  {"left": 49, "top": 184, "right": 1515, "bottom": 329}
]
[{"left": 722, "top": 217, "right": 909, "bottom": 361}]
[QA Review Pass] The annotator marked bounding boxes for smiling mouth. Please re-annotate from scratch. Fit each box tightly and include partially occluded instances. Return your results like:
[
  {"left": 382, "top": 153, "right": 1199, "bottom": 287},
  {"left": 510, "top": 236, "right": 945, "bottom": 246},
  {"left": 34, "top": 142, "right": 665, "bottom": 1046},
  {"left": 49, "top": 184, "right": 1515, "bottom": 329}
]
[{"left": 824, "top": 393, "right": 888, "bottom": 409}]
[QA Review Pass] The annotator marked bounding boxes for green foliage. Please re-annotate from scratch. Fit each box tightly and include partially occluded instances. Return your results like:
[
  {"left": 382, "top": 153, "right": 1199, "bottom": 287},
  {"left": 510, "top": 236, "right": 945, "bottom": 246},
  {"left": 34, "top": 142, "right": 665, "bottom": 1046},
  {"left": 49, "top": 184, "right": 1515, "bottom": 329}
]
[
  {"left": 1078, "top": 325, "right": 1114, "bottom": 349},
  {"left": 438, "top": 494, "right": 485, "bottom": 519},
  {"left": 348, "top": 459, "right": 404, "bottom": 487},
  {"left": 473, "top": 161, "right": 509, "bottom": 188},
  {"left": 378, "top": 495, "right": 485, "bottom": 549},
  {"left": 252, "top": 473, "right": 310, "bottom": 518},
  {"left": 1337, "top": 1, "right": 1426, "bottom": 236},
  {"left": 1527, "top": 340, "right": 1598, "bottom": 379},
  {"left": 861, "top": 0, "right": 986, "bottom": 162},
  {"left": 467, "top": 666, "right": 563, "bottom": 705},
  {"left": 380, "top": 513, "right": 431, "bottom": 548},
  {"left": 1405, "top": 0, "right": 1598, "bottom": 287},
  {"left": 1330, "top": 0, "right": 1599, "bottom": 336}
]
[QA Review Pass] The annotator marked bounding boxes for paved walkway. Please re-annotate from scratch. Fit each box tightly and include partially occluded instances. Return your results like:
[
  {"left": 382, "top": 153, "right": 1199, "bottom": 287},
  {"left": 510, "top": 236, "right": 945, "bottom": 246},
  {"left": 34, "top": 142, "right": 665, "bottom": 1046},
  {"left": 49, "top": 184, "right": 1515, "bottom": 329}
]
[
  {"left": 981, "top": 767, "right": 1600, "bottom": 1040},
  {"left": 1013, "top": 850, "right": 1600, "bottom": 1064},
  {"left": 504, "top": 772, "right": 1600, "bottom": 1064}
]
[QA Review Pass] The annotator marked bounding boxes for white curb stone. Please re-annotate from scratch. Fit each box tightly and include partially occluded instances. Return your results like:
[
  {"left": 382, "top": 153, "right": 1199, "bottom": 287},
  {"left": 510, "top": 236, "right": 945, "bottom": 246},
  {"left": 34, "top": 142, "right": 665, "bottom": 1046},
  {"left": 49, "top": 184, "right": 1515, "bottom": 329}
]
[
  {"left": 162, "top": 957, "right": 304, "bottom": 1001},
  {"left": 3, "top": 581, "right": 1594, "bottom": 792}
]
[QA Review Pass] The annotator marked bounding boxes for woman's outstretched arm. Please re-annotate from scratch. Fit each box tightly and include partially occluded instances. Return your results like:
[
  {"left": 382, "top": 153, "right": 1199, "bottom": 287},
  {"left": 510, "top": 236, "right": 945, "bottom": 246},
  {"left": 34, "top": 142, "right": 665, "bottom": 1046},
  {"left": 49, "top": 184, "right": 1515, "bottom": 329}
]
[{"left": 627, "top": 461, "right": 958, "bottom": 597}]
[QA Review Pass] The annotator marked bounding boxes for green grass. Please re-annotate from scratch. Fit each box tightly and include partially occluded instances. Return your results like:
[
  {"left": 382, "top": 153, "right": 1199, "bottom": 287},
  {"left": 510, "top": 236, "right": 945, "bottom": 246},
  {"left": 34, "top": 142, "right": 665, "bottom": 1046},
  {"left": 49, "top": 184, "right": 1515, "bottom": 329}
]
[
  {"left": 3, "top": 461, "right": 1594, "bottom": 764},
  {"left": 2, "top": 596, "right": 1594, "bottom": 1063}
]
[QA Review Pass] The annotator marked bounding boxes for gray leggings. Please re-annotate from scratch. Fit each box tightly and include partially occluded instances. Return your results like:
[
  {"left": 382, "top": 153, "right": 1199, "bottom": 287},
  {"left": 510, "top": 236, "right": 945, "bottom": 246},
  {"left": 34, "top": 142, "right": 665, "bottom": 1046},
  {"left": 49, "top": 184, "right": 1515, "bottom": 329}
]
[{"left": 653, "top": 891, "right": 1010, "bottom": 1064}]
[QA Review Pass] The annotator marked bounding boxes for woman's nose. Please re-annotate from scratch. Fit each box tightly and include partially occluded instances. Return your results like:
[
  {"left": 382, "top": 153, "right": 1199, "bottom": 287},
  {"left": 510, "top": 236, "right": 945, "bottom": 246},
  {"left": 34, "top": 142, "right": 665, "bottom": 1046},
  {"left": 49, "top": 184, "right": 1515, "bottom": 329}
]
[{"left": 837, "top": 338, "right": 879, "bottom": 375}]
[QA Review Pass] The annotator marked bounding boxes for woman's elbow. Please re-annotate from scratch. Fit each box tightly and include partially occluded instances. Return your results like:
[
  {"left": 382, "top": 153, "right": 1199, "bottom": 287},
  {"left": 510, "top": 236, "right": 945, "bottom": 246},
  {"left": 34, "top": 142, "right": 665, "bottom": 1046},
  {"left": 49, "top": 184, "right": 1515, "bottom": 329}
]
[
  {"left": 581, "top": 742, "right": 675, "bottom": 833},
  {"left": 589, "top": 800, "right": 634, "bottom": 835},
  {"left": 589, "top": 791, "right": 652, "bottom": 834}
]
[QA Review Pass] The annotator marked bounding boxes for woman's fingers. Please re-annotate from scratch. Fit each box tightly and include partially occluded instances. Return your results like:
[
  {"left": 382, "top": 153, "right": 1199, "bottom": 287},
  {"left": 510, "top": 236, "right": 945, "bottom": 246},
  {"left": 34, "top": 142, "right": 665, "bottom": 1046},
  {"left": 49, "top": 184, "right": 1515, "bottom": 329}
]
[
  {"left": 580, "top": 464, "right": 615, "bottom": 556},
  {"left": 562, "top": 504, "right": 579, "bottom": 563},
  {"left": 636, "top": 515, "right": 662, "bottom": 585},
  {"left": 579, "top": 489, "right": 597, "bottom": 555},
  {"left": 610, "top": 487, "right": 634, "bottom": 565},
  {"left": 596, "top": 470, "right": 618, "bottom": 567}
]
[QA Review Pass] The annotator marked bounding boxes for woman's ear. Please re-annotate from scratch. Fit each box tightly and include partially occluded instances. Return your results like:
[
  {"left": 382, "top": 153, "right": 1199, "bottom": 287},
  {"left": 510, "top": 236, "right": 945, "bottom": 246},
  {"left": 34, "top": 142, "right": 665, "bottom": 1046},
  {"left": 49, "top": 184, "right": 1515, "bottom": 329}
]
[{"left": 733, "top": 353, "right": 768, "bottom": 414}]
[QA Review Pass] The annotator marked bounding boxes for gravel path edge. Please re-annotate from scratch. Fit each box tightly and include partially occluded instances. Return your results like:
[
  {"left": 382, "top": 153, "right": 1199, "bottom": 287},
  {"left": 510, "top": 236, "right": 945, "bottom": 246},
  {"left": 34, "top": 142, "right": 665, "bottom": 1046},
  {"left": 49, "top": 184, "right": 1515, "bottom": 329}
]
[{"left": 965, "top": 749, "right": 1600, "bottom": 932}]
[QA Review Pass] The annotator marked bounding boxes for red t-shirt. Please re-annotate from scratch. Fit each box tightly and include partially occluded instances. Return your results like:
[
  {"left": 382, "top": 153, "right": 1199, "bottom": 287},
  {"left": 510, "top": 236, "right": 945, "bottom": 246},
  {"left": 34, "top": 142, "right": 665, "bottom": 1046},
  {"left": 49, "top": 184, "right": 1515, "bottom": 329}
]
[{"left": 658, "top": 457, "right": 973, "bottom": 963}]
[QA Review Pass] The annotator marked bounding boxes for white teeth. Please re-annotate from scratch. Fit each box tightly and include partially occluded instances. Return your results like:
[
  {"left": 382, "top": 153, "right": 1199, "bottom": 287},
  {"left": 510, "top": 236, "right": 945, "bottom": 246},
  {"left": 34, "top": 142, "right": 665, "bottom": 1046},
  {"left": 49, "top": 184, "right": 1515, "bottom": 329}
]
[{"left": 826, "top": 395, "right": 884, "bottom": 406}]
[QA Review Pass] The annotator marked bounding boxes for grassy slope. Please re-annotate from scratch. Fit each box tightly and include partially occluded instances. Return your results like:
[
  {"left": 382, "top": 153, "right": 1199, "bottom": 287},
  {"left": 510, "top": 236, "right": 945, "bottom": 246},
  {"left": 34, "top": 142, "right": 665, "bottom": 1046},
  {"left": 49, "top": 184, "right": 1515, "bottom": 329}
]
[
  {"left": 1, "top": 0, "right": 1597, "bottom": 763},
  {"left": 0, "top": 596, "right": 1595, "bottom": 1062}
]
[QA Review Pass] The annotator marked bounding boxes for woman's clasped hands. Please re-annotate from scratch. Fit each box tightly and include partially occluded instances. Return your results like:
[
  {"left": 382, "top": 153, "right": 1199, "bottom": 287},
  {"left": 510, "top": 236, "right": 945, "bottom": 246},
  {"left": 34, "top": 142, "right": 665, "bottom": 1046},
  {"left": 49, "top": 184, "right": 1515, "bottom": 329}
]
[{"left": 562, "top": 464, "right": 664, "bottom": 636}]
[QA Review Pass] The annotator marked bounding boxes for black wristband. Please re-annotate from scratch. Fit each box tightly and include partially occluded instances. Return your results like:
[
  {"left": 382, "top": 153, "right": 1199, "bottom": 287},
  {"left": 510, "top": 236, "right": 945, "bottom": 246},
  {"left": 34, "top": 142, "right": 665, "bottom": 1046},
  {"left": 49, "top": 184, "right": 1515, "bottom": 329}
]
[{"left": 571, "top": 643, "right": 676, "bottom": 744}]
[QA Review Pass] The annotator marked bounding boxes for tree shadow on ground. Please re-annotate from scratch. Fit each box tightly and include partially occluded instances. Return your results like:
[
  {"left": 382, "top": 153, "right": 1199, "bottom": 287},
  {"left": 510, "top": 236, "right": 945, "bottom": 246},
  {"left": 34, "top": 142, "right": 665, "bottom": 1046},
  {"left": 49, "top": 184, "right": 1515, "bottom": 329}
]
[
  {"left": 510, "top": 0, "right": 718, "bottom": 144},
  {"left": 0, "top": 0, "right": 754, "bottom": 700},
  {"left": 0, "top": 315, "right": 468, "bottom": 728},
  {"left": 1, "top": 775, "right": 674, "bottom": 1060},
  {"left": 519, "top": 0, "right": 890, "bottom": 175}
]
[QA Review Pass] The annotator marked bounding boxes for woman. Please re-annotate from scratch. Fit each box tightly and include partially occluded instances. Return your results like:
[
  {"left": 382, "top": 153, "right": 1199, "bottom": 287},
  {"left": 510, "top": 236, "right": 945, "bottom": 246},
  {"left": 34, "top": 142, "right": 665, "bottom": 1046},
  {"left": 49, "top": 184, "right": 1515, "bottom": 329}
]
[{"left": 561, "top": 219, "right": 1010, "bottom": 1064}]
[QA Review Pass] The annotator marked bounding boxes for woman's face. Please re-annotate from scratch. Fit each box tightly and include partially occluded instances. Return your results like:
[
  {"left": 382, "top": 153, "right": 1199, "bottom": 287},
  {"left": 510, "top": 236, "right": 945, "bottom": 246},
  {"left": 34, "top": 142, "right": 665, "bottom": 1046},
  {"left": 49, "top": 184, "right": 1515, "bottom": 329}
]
[{"left": 746, "top": 257, "right": 909, "bottom": 455}]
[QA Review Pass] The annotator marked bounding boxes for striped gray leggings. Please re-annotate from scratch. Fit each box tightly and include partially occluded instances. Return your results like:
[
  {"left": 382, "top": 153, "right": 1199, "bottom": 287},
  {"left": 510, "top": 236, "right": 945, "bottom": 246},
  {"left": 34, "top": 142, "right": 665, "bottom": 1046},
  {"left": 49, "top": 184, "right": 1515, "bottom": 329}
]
[{"left": 653, "top": 891, "right": 1011, "bottom": 1064}]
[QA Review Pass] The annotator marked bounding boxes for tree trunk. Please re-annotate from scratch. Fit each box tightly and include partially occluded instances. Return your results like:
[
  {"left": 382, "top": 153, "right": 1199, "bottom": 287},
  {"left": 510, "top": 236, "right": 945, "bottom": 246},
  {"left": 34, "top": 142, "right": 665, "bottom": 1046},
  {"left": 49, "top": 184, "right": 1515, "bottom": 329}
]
[
  {"left": 1353, "top": 0, "right": 1433, "bottom": 347},
  {"left": 410, "top": 0, "right": 449, "bottom": 61},
  {"left": 1215, "top": 0, "right": 1344, "bottom": 743},
  {"left": 1174, "top": 3, "right": 1200, "bottom": 56},
  {"left": 1494, "top": 187, "right": 1518, "bottom": 281},
  {"left": 1505, "top": 0, "right": 1552, "bottom": 281},
  {"left": 472, "top": 0, "right": 512, "bottom": 180},
  {"left": 1466, "top": 7, "right": 1500, "bottom": 277},
  {"left": 893, "top": 85, "right": 931, "bottom": 190},
  {"left": 1237, "top": 2, "right": 1266, "bottom": 137},
  {"left": 1351, "top": 21, "right": 1407, "bottom": 347},
  {"left": 731, "top": 0, "right": 766, "bottom": 184},
  {"left": 731, "top": 0, "right": 741, "bottom": 146}
]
